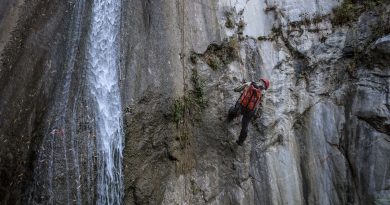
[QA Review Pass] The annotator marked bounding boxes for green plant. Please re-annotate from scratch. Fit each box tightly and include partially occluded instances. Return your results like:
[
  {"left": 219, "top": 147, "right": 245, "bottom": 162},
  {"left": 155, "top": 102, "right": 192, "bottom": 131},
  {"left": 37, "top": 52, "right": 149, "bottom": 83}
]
[
  {"left": 312, "top": 13, "right": 326, "bottom": 24},
  {"left": 331, "top": 0, "right": 357, "bottom": 26},
  {"left": 288, "top": 13, "right": 326, "bottom": 28},
  {"left": 173, "top": 99, "right": 185, "bottom": 124},
  {"left": 299, "top": 13, "right": 311, "bottom": 26},
  {"left": 257, "top": 36, "right": 269, "bottom": 41},
  {"left": 205, "top": 54, "right": 223, "bottom": 70},
  {"left": 271, "top": 26, "right": 282, "bottom": 36},
  {"left": 264, "top": 5, "right": 277, "bottom": 12},
  {"left": 190, "top": 52, "right": 199, "bottom": 64},
  {"left": 171, "top": 69, "right": 207, "bottom": 123},
  {"left": 225, "top": 10, "right": 235, "bottom": 29},
  {"left": 361, "top": 0, "right": 386, "bottom": 9},
  {"left": 193, "top": 36, "right": 241, "bottom": 70},
  {"left": 346, "top": 60, "right": 358, "bottom": 78},
  {"left": 226, "top": 37, "right": 240, "bottom": 61},
  {"left": 237, "top": 19, "right": 246, "bottom": 35},
  {"left": 331, "top": 0, "right": 386, "bottom": 26},
  {"left": 191, "top": 69, "right": 206, "bottom": 110}
]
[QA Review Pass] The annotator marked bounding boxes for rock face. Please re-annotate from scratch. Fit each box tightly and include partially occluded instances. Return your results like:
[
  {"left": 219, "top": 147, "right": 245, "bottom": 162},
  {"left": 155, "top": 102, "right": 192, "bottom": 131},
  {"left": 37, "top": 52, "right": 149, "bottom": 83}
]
[
  {"left": 0, "top": 0, "right": 90, "bottom": 203},
  {"left": 121, "top": 1, "right": 390, "bottom": 204},
  {"left": 0, "top": 0, "right": 389, "bottom": 205}
]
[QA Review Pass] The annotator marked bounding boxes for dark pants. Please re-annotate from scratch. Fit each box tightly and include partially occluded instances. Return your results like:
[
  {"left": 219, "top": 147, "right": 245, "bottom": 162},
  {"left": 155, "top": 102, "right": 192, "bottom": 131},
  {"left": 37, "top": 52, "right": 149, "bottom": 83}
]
[{"left": 228, "top": 103, "right": 255, "bottom": 145}]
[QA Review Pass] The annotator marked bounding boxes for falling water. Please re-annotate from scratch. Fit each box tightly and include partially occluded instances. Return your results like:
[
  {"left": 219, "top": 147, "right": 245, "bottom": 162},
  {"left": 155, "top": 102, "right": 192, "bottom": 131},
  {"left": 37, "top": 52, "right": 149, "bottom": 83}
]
[
  {"left": 28, "top": 0, "right": 123, "bottom": 204},
  {"left": 87, "top": 0, "right": 124, "bottom": 204}
]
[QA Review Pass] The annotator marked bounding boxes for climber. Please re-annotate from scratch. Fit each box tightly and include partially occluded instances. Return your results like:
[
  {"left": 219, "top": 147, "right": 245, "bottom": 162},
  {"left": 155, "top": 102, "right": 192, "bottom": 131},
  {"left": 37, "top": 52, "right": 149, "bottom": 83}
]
[{"left": 228, "top": 77, "right": 270, "bottom": 146}]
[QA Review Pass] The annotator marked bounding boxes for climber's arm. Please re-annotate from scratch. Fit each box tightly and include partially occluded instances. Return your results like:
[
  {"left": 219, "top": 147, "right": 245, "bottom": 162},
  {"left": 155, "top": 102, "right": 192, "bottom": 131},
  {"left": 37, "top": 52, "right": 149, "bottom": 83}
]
[
  {"left": 254, "top": 101, "right": 263, "bottom": 118},
  {"left": 256, "top": 80, "right": 267, "bottom": 90},
  {"left": 234, "top": 82, "right": 251, "bottom": 92},
  {"left": 253, "top": 90, "right": 265, "bottom": 119}
]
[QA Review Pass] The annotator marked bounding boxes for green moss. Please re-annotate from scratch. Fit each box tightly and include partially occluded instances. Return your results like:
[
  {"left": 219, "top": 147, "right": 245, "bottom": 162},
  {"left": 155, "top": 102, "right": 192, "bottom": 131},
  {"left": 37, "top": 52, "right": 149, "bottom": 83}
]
[
  {"left": 196, "top": 36, "right": 240, "bottom": 70},
  {"left": 237, "top": 19, "right": 246, "bottom": 31},
  {"left": 257, "top": 36, "right": 268, "bottom": 41},
  {"left": 288, "top": 13, "right": 328, "bottom": 29},
  {"left": 190, "top": 68, "right": 206, "bottom": 110},
  {"left": 173, "top": 99, "right": 185, "bottom": 124},
  {"left": 331, "top": 0, "right": 386, "bottom": 26},
  {"left": 330, "top": 0, "right": 389, "bottom": 65},
  {"left": 206, "top": 54, "right": 223, "bottom": 70},
  {"left": 271, "top": 26, "right": 282, "bottom": 36},
  {"left": 257, "top": 27, "right": 284, "bottom": 41},
  {"left": 225, "top": 18, "right": 235, "bottom": 29},
  {"left": 347, "top": 59, "right": 357, "bottom": 76},
  {"left": 190, "top": 52, "right": 199, "bottom": 64},
  {"left": 171, "top": 69, "right": 206, "bottom": 124},
  {"left": 299, "top": 13, "right": 312, "bottom": 26},
  {"left": 264, "top": 5, "right": 276, "bottom": 12},
  {"left": 361, "top": 0, "right": 386, "bottom": 8},
  {"left": 312, "top": 13, "right": 326, "bottom": 24},
  {"left": 225, "top": 10, "right": 235, "bottom": 29},
  {"left": 226, "top": 37, "right": 240, "bottom": 62},
  {"left": 331, "top": 0, "right": 357, "bottom": 26}
]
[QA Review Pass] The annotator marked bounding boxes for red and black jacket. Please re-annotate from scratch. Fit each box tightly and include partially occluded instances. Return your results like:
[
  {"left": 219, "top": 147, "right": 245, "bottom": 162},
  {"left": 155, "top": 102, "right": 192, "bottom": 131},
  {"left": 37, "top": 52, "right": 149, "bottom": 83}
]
[{"left": 239, "top": 83, "right": 262, "bottom": 111}]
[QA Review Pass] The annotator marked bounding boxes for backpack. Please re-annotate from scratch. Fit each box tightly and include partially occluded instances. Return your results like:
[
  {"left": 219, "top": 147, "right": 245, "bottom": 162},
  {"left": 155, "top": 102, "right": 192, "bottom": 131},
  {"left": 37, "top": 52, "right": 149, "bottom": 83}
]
[{"left": 239, "top": 83, "right": 262, "bottom": 111}]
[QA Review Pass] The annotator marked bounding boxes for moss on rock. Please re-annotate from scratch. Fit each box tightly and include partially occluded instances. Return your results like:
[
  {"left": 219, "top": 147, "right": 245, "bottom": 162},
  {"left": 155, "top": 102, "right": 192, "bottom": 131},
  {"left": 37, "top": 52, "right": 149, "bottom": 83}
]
[
  {"left": 190, "top": 36, "right": 240, "bottom": 70},
  {"left": 331, "top": 0, "right": 387, "bottom": 26}
]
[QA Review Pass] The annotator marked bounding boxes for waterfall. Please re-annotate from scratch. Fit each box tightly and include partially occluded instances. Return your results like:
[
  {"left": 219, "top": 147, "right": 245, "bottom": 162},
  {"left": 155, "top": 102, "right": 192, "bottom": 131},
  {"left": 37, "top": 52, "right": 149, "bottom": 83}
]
[
  {"left": 87, "top": 0, "right": 124, "bottom": 204},
  {"left": 28, "top": 0, "right": 123, "bottom": 204}
]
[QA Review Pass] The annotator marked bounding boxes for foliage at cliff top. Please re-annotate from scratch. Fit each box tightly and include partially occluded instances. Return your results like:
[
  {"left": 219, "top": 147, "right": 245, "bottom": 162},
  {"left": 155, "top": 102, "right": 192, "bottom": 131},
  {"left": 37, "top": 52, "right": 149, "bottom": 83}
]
[{"left": 332, "top": 0, "right": 387, "bottom": 26}]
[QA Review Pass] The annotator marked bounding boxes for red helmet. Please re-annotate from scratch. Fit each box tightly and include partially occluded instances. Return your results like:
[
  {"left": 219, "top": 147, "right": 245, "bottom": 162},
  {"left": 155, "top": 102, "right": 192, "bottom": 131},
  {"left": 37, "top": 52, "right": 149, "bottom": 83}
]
[{"left": 260, "top": 78, "right": 270, "bottom": 90}]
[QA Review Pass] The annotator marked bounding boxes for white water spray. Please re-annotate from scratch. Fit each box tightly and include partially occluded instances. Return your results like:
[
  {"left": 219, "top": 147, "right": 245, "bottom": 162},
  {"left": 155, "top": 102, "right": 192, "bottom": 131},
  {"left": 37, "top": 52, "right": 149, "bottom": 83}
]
[{"left": 87, "top": 0, "right": 123, "bottom": 204}]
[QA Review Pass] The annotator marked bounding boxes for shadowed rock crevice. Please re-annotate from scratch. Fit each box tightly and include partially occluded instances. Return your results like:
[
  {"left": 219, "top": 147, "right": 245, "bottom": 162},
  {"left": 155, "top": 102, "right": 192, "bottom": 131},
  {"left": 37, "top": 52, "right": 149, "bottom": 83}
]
[{"left": 357, "top": 116, "right": 390, "bottom": 136}]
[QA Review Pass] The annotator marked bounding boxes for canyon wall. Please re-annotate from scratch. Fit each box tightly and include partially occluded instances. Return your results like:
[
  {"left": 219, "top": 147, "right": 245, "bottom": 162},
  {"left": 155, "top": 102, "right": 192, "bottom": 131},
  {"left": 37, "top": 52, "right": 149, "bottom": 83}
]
[{"left": 0, "top": 0, "right": 389, "bottom": 204}]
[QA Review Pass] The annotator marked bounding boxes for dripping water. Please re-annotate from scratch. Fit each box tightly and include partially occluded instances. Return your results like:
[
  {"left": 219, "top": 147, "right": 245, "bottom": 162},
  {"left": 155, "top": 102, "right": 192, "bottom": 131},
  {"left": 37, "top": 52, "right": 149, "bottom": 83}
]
[{"left": 28, "top": 0, "right": 87, "bottom": 204}]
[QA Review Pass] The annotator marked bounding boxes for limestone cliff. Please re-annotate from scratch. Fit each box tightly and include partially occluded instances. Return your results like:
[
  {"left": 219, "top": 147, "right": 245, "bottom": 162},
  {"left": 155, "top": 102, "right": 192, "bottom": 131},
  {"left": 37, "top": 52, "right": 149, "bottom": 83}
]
[{"left": 0, "top": 0, "right": 389, "bottom": 204}]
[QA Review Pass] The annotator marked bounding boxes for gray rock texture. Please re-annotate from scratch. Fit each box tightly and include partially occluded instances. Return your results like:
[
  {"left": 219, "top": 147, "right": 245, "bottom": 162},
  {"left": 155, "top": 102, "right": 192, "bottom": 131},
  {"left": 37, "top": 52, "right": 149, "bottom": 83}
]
[
  {"left": 0, "top": 0, "right": 89, "bottom": 203},
  {"left": 0, "top": 0, "right": 389, "bottom": 204}
]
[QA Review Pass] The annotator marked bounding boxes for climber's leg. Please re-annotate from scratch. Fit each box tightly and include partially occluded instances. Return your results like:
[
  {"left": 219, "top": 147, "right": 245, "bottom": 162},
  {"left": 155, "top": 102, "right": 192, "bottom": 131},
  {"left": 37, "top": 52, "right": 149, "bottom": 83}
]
[
  {"left": 227, "top": 103, "right": 240, "bottom": 122},
  {"left": 236, "top": 110, "right": 254, "bottom": 146}
]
